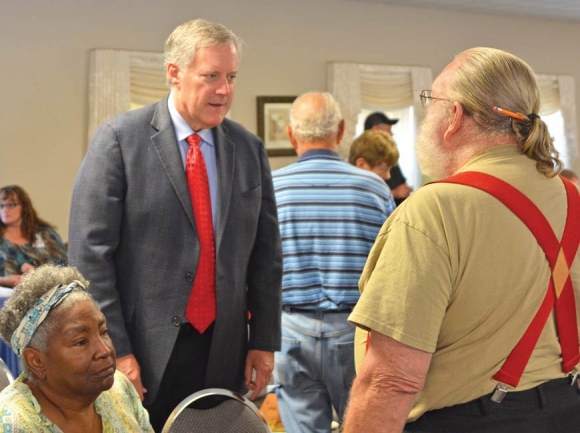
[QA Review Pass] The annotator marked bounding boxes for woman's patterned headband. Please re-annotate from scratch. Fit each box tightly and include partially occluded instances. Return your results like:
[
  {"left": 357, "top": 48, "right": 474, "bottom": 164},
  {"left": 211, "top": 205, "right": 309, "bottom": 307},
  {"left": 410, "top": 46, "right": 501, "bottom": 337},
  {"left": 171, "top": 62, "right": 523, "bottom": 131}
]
[{"left": 10, "top": 280, "right": 86, "bottom": 357}]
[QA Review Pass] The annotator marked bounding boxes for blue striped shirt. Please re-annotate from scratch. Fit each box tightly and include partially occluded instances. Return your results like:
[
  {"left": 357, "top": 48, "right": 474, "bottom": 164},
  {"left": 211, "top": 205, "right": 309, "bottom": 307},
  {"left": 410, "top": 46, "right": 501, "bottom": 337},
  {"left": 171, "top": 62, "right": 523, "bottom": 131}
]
[{"left": 273, "top": 149, "right": 395, "bottom": 310}]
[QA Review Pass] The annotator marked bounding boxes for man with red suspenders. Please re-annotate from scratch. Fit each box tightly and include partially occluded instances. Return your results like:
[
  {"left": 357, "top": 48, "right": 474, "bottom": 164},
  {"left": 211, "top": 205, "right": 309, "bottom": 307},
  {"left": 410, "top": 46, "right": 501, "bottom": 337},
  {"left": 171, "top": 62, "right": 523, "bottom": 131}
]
[{"left": 343, "top": 47, "right": 580, "bottom": 433}]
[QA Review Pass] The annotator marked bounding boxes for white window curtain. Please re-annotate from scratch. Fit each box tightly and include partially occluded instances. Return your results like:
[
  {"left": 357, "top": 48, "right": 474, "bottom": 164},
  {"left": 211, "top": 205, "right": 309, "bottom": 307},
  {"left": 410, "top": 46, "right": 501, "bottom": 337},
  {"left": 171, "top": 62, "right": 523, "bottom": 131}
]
[
  {"left": 537, "top": 75, "right": 560, "bottom": 115},
  {"left": 327, "top": 62, "right": 432, "bottom": 159},
  {"left": 557, "top": 75, "right": 578, "bottom": 168},
  {"left": 327, "top": 64, "right": 577, "bottom": 173},
  {"left": 88, "top": 49, "right": 166, "bottom": 143},
  {"left": 537, "top": 74, "right": 578, "bottom": 168}
]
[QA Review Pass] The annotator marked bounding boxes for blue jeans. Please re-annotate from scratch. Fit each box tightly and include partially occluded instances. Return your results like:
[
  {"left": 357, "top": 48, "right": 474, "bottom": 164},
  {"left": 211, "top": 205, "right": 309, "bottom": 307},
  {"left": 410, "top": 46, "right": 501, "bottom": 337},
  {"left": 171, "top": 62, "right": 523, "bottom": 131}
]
[{"left": 274, "top": 308, "right": 356, "bottom": 433}]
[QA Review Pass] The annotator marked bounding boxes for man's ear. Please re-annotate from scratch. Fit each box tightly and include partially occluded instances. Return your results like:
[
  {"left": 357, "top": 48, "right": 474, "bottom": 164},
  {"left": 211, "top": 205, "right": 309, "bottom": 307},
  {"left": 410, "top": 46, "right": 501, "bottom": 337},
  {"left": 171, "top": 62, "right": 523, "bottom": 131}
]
[
  {"left": 355, "top": 157, "right": 370, "bottom": 170},
  {"left": 166, "top": 63, "right": 180, "bottom": 87},
  {"left": 443, "top": 101, "right": 465, "bottom": 141},
  {"left": 22, "top": 347, "right": 47, "bottom": 380},
  {"left": 286, "top": 125, "right": 298, "bottom": 151},
  {"left": 336, "top": 119, "right": 345, "bottom": 144}
]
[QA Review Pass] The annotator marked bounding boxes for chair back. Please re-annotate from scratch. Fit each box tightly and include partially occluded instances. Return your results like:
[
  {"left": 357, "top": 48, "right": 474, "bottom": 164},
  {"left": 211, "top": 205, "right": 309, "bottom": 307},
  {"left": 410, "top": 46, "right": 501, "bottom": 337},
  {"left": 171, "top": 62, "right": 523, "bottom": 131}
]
[
  {"left": 0, "top": 357, "right": 15, "bottom": 391},
  {"left": 162, "top": 388, "right": 272, "bottom": 433}
]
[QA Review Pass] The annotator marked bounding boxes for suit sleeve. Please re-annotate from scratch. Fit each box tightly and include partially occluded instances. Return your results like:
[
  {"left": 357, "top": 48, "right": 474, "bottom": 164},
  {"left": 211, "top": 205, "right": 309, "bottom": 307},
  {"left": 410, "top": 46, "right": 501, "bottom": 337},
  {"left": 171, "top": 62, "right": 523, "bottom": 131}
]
[
  {"left": 246, "top": 142, "right": 283, "bottom": 351},
  {"left": 68, "top": 122, "right": 132, "bottom": 356}
]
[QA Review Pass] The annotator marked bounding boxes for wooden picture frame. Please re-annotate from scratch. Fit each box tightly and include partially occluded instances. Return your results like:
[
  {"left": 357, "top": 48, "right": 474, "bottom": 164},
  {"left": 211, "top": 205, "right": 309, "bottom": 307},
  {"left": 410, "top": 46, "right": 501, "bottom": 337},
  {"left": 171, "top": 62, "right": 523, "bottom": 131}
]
[{"left": 257, "top": 96, "right": 297, "bottom": 156}]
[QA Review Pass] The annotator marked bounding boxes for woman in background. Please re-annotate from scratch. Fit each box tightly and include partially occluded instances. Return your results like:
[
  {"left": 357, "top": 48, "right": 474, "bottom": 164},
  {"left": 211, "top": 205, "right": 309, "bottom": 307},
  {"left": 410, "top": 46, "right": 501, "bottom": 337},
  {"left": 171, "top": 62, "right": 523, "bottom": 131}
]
[{"left": 0, "top": 185, "right": 67, "bottom": 287}]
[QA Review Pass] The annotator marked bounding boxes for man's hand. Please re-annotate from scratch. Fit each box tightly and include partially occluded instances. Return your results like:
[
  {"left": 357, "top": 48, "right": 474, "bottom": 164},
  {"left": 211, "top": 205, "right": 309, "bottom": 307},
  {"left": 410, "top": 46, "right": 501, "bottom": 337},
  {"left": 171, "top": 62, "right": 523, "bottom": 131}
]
[
  {"left": 117, "top": 353, "right": 147, "bottom": 401},
  {"left": 391, "top": 183, "right": 413, "bottom": 200},
  {"left": 244, "top": 350, "right": 274, "bottom": 400},
  {"left": 1, "top": 274, "right": 21, "bottom": 287},
  {"left": 20, "top": 263, "right": 36, "bottom": 274}
]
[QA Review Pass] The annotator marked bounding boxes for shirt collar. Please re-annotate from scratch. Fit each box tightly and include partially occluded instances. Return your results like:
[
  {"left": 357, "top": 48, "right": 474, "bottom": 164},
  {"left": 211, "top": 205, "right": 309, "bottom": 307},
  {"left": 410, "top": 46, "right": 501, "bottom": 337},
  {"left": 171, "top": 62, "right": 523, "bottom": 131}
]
[
  {"left": 298, "top": 148, "right": 342, "bottom": 162},
  {"left": 460, "top": 144, "right": 520, "bottom": 171},
  {"left": 168, "top": 92, "right": 214, "bottom": 146}
]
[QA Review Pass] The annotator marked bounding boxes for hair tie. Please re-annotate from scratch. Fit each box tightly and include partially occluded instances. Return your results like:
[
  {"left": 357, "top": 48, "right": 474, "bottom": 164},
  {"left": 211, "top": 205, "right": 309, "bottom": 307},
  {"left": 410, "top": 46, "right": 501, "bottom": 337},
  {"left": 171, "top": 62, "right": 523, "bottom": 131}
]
[
  {"left": 10, "top": 280, "right": 86, "bottom": 357},
  {"left": 527, "top": 113, "right": 540, "bottom": 121}
]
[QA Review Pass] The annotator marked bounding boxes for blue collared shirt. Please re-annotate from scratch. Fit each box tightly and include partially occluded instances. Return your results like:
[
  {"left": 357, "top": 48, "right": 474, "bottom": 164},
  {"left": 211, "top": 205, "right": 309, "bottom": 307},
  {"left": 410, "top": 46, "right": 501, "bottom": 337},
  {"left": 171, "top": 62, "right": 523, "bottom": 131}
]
[
  {"left": 168, "top": 93, "right": 218, "bottom": 230},
  {"left": 297, "top": 147, "right": 342, "bottom": 162},
  {"left": 272, "top": 147, "right": 396, "bottom": 310}
]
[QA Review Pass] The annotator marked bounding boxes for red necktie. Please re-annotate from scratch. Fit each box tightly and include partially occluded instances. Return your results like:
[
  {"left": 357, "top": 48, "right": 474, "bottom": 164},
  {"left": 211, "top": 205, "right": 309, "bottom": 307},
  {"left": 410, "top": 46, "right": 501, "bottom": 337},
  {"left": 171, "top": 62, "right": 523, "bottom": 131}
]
[{"left": 185, "top": 133, "right": 216, "bottom": 333}]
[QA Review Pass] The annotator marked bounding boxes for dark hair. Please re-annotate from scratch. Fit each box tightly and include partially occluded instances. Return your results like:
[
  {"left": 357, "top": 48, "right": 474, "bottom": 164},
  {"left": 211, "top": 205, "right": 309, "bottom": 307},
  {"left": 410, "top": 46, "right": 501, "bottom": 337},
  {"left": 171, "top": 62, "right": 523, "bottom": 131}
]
[
  {"left": 364, "top": 112, "right": 399, "bottom": 130},
  {"left": 0, "top": 185, "right": 54, "bottom": 242}
]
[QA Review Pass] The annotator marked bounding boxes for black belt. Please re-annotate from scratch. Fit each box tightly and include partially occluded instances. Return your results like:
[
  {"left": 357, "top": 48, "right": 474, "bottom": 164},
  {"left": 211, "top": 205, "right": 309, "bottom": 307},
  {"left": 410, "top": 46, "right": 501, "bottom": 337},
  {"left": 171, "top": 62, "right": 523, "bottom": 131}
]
[
  {"left": 405, "top": 377, "right": 580, "bottom": 432},
  {"left": 283, "top": 305, "right": 353, "bottom": 314},
  {"left": 179, "top": 322, "right": 214, "bottom": 336},
  {"left": 426, "top": 377, "right": 577, "bottom": 416}
]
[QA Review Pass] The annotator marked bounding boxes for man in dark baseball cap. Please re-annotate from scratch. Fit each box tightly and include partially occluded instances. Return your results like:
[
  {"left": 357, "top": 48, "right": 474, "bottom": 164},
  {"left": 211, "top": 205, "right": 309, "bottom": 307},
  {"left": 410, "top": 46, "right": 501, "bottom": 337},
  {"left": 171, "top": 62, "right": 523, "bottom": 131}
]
[
  {"left": 364, "top": 112, "right": 399, "bottom": 134},
  {"left": 364, "top": 112, "right": 412, "bottom": 205}
]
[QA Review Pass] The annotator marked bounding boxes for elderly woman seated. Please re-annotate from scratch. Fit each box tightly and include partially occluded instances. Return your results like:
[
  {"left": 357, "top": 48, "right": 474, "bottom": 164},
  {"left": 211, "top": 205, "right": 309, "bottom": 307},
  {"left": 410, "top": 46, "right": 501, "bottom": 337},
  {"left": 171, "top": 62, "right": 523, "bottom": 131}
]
[{"left": 0, "top": 264, "right": 153, "bottom": 432}]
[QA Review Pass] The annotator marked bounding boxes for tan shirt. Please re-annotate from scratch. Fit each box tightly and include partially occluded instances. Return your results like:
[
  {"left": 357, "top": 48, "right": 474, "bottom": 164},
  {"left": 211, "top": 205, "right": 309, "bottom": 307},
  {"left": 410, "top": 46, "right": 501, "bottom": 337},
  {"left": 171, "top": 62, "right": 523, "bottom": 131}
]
[{"left": 349, "top": 145, "right": 580, "bottom": 421}]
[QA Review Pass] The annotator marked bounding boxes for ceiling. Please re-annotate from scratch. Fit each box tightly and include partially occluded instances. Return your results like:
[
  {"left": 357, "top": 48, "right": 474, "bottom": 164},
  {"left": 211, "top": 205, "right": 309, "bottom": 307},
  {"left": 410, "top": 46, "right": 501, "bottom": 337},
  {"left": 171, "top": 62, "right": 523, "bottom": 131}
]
[{"left": 347, "top": 0, "right": 580, "bottom": 23}]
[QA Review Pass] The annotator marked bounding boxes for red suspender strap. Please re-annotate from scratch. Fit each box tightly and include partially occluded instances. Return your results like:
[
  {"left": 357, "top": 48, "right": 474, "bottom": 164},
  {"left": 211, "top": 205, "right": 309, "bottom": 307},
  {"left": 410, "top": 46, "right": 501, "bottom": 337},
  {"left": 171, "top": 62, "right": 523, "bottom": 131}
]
[{"left": 435, "top": 171, "right": 580, "bottom": 388}]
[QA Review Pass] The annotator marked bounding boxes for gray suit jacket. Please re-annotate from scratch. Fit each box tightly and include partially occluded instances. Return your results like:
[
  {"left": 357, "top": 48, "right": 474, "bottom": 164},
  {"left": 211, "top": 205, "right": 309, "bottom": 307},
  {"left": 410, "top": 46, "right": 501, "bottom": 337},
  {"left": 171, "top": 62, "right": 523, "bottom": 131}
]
[{"left": 68, "top": 97, "right": 282, "bottom": 404}]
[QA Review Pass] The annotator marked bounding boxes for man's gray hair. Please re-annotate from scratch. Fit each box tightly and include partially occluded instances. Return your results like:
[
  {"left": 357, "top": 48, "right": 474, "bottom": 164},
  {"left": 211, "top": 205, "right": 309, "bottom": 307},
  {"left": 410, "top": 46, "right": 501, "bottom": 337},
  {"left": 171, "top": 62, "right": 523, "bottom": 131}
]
[
  {"left": 448, "top": 47, "right": 562, "bottom": 177},
  {"left": 164, "top": 19, "right": 242, "bottom": 71},
  {"left": 290, "top": 92, "right": 342, "bottom": 142}
]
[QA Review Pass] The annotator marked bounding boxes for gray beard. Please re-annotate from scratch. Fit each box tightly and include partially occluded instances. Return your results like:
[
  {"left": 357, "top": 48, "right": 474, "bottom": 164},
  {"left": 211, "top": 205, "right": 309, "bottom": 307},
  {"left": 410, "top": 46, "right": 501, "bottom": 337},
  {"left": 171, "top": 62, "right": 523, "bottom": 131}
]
[{"left": 415, "top": 112, "right": 453, "bottom": 180}]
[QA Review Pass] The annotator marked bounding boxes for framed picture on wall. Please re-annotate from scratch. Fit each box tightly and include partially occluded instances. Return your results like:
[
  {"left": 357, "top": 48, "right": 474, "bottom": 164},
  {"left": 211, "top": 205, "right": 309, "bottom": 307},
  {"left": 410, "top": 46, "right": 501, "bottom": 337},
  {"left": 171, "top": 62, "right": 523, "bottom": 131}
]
[{"left": 257, "top": 96, "right": 297, "bottom": 156}]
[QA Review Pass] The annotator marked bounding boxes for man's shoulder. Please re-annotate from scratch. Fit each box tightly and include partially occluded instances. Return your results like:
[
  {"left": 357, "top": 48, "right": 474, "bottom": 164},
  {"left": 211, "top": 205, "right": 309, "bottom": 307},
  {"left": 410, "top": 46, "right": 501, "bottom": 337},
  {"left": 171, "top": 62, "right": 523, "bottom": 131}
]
[
  {"left": 272, "top": 157, "right": 337, "bottom": 179},
  {"left": 347, "top": 164, "right": 393, "bottom": 193},
  {"left": 96, "top": 99, "right": 171, "bottom": 139},
  {"left": 218, "top": 118, "right": 260, "bottom": 142},
  {"left": 110, "top": 100, "right": 161, "bottom": 124},
  {"left": 273, "top": 159, "right": 390, "bottom": 191}
]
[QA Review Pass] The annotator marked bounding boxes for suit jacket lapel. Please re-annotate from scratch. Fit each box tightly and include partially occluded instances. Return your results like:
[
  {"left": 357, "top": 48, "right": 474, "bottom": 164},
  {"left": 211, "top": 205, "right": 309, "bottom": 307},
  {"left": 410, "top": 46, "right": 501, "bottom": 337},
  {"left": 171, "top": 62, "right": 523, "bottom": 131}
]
[
  {"left": 150, "top": 98, "right": 196, "bottom": 230},
  {"left": 214, "top": 122, "right": 234, "bottom": 254}
]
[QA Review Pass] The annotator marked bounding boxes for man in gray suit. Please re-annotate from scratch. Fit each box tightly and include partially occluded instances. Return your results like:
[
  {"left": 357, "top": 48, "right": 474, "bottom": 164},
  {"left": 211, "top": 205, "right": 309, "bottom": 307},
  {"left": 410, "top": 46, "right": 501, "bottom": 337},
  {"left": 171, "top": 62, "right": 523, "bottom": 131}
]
[{"left": 69, "top": 19, "right": 282, "bottom": 431}]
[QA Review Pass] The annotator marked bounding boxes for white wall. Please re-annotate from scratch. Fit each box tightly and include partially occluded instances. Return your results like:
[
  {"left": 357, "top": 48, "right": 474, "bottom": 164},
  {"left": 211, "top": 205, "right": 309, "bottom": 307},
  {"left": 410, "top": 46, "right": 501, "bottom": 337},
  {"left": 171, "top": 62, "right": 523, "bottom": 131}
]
[{"left": 2, "top": 0, "right": 580, "bottom": 240}]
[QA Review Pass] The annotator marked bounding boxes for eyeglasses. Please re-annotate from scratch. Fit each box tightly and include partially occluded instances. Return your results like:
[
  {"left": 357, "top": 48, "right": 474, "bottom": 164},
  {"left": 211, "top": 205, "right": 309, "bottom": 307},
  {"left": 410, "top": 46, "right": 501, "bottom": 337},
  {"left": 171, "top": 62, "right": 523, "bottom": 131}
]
[
  {"left": 0, "top": 203, "right": 20, "bottom": 210},
  {"left": 420, "top": 90, "right": 451, "bottom": 109}
]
